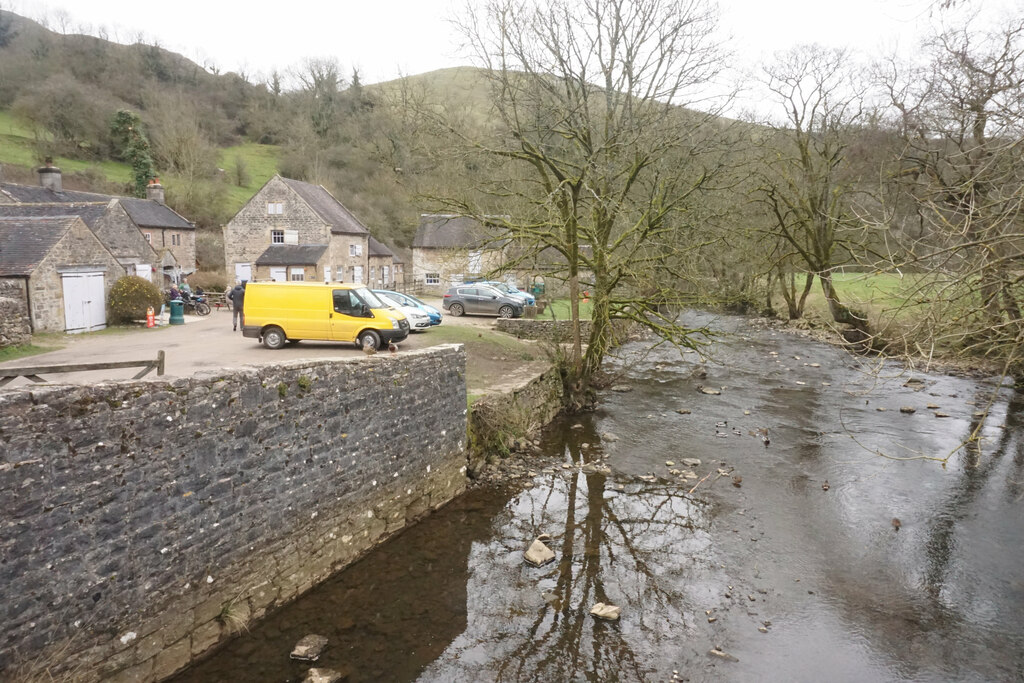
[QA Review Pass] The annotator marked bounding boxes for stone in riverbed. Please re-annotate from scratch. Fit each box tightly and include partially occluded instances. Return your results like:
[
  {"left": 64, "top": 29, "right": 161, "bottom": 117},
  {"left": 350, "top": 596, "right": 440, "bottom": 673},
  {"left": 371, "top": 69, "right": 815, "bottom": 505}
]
[
  {"left": 708, "top": 648, "right": 739, "bottom": 662},
  {"left": 611, "top": 385, "right": 633, "bottom": 393},
  {"left": 676, "top": 408, "right": 692, "bottom": 415},
  {"left": 899, "top": 406, "right": 916, "bottom": 414},
  {"left": 291, "top": 635, "right": 329, "bottom": 662},
  {"left": 697, "top": 385, "right": 722, "bottom": 395},
  {"left": 303, "top": 669, "right": 345, "bottom": 683},
  {"left": 681, "top": 458, "right": 701, "bottom": 467},
  {"left": 590, "top": 602, "right": 621, "bottom": 620},
  {"left": 524, "top": 538, "right": 556, "bottom": 567},
  {"left": 601, "top": 432, "right": 620, "bottom": 442}
]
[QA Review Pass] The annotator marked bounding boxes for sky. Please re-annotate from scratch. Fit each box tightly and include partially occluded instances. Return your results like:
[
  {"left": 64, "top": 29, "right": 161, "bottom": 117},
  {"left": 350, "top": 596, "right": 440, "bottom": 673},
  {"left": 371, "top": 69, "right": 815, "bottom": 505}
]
[{"left": 7, "top": 0, "right": 1019, "bottom": 88}]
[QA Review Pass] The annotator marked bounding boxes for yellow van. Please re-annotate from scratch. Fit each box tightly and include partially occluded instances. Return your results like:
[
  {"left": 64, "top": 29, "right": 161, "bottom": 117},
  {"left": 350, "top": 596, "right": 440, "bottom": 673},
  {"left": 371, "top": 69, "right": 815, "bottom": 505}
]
[{"left": 241, "top": 282, "right": 410, "bottom": 350}]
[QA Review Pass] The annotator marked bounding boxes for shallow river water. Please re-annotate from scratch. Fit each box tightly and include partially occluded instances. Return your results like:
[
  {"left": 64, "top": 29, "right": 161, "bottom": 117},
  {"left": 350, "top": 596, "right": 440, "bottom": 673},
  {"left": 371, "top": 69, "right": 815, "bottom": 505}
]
[{"left": 174, "top": 312, "right": 1024, "bottom": 682}]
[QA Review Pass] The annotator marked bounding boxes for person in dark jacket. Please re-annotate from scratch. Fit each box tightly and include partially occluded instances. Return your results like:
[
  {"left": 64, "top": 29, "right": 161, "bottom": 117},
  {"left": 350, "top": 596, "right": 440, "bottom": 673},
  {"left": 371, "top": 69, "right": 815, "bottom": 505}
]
[{"left": 228, "top": 281, "right": 246, "bottom": 331}]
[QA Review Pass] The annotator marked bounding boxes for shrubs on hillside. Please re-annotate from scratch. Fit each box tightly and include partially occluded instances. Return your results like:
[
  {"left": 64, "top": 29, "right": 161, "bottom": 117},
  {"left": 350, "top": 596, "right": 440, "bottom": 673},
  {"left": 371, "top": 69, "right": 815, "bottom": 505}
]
[{"left": 108, "top": 275, "right": 164, "bottom": 324}]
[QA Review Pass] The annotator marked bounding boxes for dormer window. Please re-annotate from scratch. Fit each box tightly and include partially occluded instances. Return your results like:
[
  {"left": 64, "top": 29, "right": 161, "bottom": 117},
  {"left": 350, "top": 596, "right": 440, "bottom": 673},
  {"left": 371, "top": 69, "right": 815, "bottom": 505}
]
[{"left": 267, "top": 202, "right": 284, "bottom": 215}]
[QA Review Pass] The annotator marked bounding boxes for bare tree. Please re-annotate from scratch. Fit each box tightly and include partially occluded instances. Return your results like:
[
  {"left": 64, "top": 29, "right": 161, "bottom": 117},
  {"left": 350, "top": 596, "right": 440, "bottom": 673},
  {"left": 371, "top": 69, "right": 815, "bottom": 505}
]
[
  {"left": 755, "top": 45, "right": 873, "bottom": 336},
  {"left": 877, "top": 13, "right": 1024, "bottom": 366},
  {"left": 446, "top": 0, "right": 731, "bottom": 408}
]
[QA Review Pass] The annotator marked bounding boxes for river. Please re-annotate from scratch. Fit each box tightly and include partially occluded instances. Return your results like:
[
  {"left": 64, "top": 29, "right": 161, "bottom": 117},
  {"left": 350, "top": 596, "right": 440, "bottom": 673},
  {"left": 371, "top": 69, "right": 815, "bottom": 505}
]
[{"left": 173, "top": 312, "right": 1024, "bottom": 682}]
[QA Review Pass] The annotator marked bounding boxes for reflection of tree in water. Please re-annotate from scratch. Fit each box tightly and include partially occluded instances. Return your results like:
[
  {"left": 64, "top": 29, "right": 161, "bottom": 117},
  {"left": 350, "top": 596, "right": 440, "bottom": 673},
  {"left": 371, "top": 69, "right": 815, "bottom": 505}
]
[{"left": 483, "top": 427, "right": 711, "bottom": 682}]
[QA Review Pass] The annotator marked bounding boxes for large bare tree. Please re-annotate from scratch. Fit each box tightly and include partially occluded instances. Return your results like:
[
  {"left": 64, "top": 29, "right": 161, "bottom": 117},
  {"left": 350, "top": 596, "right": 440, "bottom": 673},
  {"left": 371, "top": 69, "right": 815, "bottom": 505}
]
[
  {"left": 755, "top": 45, "right": 873, "bottom": 336},
  {"left": 878, "top": 14, "right": 1024, "bottom": 366},
  {"left": 447, "top": 0, "right": 732, "bottom": 408}
]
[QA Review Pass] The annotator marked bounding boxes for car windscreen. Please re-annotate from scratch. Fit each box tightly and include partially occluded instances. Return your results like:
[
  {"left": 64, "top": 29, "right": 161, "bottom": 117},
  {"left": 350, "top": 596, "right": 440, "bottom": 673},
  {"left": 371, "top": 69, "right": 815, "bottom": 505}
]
[
  {"left": 355, "top": 287, "right": 387, "bottom": 309},
  {"left": 374, "top": 292, "right": 401, "bottom": 308}
]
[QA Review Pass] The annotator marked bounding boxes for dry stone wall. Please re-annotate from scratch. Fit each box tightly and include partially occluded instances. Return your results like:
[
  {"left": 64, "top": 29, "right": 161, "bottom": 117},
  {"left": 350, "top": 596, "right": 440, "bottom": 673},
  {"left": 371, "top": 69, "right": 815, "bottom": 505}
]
[
  {"left": 0, "top": 278, "right": 31, "bottom": 347},
  {"left": 0, "top": 346, "right": 468, "bottom": 682}
]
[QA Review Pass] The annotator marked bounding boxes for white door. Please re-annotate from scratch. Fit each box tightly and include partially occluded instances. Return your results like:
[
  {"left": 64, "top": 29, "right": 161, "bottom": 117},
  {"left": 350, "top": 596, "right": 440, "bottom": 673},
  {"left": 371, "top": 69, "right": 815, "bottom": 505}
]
[
  {"left": 136, "top": 264, "right": 153, "bottom": 282},
  {"left": 62, "top": 272, "right": 106, "bottom": 333},
  {"left": 352, "top": 265, "right": 364, "bottom": 284},
  {"left": 235, "top": 263, "right": 252, "bottom": 282},
  {"left": 324, "top": 267, "right": 332, "bottom": 282},
  {"left": 383, "top": 265, "right": 390, "bottom": 286},
  {"left": 270, "top": 267, "right": 287, "bottom": 282}
]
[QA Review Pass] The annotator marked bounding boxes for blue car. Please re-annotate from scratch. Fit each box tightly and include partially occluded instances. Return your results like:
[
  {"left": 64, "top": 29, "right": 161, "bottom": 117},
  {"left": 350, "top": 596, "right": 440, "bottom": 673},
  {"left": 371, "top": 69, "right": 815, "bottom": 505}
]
[
  {"left": 373, "top": 290, "right": 442, "bottom": 325},
  {"left": 478, "top": 281, "right": 536, "bottom": 306}
]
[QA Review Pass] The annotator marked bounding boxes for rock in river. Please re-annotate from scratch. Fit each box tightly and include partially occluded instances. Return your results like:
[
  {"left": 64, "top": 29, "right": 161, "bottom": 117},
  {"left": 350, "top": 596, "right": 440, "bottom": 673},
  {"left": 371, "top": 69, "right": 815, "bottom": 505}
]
[
  {"left": 680, "top": 458, "right": 701, "bottom": 467},
  {"left": 303, "top": 669, "right": 345, "bottom": 683},
  {"left": 601, "top": 432, "right": 620, "bottom": 442},
  {"left": 590, "top": 602, "right": 621, "bottom": 621},
  {"left": 291, "top": 634, "right": 329, "bottom": 662},
  {"left": 524, "top": 537, "right": 556, "bottom": 567}
]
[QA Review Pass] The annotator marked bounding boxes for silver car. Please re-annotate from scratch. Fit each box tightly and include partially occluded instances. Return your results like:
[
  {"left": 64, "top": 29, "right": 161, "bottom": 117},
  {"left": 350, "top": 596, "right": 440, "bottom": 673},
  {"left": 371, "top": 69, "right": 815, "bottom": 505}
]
[{"left": 442, "top": 284, "right": 524, "bottom": 318}]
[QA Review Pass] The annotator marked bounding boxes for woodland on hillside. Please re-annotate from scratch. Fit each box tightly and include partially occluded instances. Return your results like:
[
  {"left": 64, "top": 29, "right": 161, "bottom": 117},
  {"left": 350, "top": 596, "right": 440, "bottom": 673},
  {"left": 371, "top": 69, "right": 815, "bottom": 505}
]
[{"left": 1, "top": 1, "right": 1022, "bottom": 381}]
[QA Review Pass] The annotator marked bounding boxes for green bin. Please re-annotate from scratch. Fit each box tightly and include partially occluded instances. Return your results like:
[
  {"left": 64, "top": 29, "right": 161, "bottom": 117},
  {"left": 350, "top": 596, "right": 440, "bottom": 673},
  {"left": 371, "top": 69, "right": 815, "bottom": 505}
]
[
  {"left": 169, "top": 300, "right": 185, "bottom": 325},
  {"left": 530, "top": 282, "right": 546, "bottom": 297}
]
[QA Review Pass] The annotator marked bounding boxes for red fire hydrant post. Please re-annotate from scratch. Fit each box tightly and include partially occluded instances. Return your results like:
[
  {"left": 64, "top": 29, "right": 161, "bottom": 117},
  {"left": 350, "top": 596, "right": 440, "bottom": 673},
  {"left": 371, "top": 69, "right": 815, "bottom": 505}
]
[{"left": 146, "top": 306, "right": 155, "bottom": 328}]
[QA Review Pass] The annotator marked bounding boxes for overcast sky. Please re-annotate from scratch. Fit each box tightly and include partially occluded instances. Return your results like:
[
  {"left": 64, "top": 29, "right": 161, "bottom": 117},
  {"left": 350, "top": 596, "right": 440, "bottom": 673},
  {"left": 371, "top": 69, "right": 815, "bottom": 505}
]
[{"left": 8, "top": 0, "right": 1018, "bottom": 87}]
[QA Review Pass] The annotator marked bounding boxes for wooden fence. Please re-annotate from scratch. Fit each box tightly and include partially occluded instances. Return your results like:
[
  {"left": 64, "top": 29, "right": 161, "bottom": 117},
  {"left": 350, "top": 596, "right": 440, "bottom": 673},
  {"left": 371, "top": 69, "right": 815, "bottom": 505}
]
[{"left": 0, "top": 351, "right": 165, "bottom": 387}]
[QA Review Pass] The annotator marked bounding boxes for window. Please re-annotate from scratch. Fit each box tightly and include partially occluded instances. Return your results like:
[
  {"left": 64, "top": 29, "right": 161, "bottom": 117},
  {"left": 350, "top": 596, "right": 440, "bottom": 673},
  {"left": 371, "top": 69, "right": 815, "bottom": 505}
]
[
  {"left": 143, "top": 232, "right": 152, "bottom": 243},
  {"left": 383, "top": 265, "right": 390, "bottom": 283},
  {"left": 267, "top": 202, "right": 284, "bottom": 215},
  {"left": 370, "top": 266, "right": 375, "bottom": 282},
  {"left": 289, "top": 267, "right": 305, "bottom": 281},
  {"left": 271, "top": 230, "right": 284, "bottom": 244},
  {"left": 349, "top": 243, "right": 363, "bottom": 256},
  {"left": 171, "top": 233, "right": 181, "bottom": 246},
  {"left": 468, "top": 250, "right": 483, "bottom": 273},
  {"left": 425, "top": 272, "right": 440, "bottom": 285},
  {"left": 333, "top": 289, "right": 371, "bottom": 317}
]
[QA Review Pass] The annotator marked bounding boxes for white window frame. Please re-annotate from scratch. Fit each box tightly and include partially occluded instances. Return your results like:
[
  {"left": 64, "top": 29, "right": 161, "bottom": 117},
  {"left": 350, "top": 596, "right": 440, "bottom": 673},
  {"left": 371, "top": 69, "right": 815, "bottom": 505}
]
[
  {"left": 271, "top": 230, "right": 284, "bottom": 244},
  {"left": 267, "top": 202, "right": 284, "bottom": 215},
  {"left": 289, "top": 267, "right": 305, "bottom": 282},
  {"left": 425, "top": 272, "right": 440, "bottom": 285},
  {"left": 171, "top": 233, "right": 181, "bottom": 246},
  {"left": 349, "top": 243, "right": 363, "bottom": 257}
]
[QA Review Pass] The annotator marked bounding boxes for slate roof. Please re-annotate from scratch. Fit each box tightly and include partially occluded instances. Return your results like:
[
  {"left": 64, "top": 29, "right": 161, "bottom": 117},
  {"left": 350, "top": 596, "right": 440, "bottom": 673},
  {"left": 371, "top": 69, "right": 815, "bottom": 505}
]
[
  {"left": 255, "top": 244, "right": 328, "bottom": 266},
  {"left": 0, "top": 216, "right": 76, "bottom": 276},
  {"left": 0, "top": 202, "right": 108, "bottom": 228},
  {"left": 368, "top": 236, "right": 395, "bottom": 257},
  {"left": 120, "top": 198, "right": 194, "bottom": 230},
  {"left": 0, "top": 183, "right": 195, "bottom": 230},
  {"left": 413, "top": 214, "right": 506, "bottom": 249},
  {"left": 281, "top": 177, "right": 369, "bottom": 235}
]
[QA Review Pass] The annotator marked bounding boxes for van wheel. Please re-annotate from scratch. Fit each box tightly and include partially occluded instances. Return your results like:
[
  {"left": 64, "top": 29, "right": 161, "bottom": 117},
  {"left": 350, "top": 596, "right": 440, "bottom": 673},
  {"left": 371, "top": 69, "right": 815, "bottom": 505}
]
[
  {"left": 449, "top": 303, "right": 464, "bottom": 317},
  {"left": 498, "top": 305, "right": 515, "bottom": 318},
  {"left": 263, "top": 326, "right": 287, "bottom": 350},
  {"left": 358, "top": 329, "right": 381, "bottom": 351}
]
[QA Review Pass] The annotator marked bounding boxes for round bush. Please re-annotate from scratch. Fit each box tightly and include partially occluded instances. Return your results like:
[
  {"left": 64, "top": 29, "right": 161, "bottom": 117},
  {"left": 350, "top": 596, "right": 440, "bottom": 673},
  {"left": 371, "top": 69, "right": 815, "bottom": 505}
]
[{"left": 108, "top": 275, "right": 165, "bottom": 324}]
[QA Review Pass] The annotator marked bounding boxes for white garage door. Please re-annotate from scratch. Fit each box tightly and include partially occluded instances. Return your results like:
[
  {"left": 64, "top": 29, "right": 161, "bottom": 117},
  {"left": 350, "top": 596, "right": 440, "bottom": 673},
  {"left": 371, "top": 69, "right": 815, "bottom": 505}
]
[
  {"left": 62, "top": 272, "right": 106, "bottom": 333},
  {"left": 235, "top": 263, "right": 252, "bottom": 283},
  {"left": 270, "top": 267, "right": 287, "bottom": 282},
  {"left": 135, "top": 264, "right": 153, "bottom": 282}
]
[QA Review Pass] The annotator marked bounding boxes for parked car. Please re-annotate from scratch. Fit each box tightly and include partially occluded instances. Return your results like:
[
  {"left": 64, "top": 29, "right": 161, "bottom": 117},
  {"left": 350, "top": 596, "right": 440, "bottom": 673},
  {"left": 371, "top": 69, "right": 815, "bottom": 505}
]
[
  {"left": 443, "top": 284, "right": 524, "bottom": 318},
  {"left": 242, "top": 282, "right": 409, "bottom": 350},
  {"left": 476, "top": 280, "right": 536, "bottom": 306},
  {"left": 373, "top": 289, "right": 442, "bottom": 325},
  {"left": 374, "top": 291, "right": 433, "bottom": 331}
]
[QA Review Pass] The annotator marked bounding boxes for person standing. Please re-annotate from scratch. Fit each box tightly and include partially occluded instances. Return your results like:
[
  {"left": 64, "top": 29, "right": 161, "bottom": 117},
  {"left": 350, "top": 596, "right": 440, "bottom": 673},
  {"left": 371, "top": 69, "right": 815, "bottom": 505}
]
[{"left": 228, "top": 281, "right": 246, "bottom": 332}]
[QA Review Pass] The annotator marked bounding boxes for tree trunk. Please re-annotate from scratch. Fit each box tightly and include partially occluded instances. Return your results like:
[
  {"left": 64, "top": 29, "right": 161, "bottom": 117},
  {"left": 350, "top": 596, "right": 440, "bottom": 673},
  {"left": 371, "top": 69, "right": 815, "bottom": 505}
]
[{"left": 819, "top": 271, "right": 869, "bottom": 334}]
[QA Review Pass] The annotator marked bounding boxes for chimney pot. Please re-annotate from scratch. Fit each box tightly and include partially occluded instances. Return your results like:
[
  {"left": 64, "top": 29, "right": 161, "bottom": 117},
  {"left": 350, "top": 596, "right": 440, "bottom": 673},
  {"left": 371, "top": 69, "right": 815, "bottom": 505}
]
[
  {"left": 146, "top": 177, "right": 165, "bottom": 205},
  {"left": 38, "top": 161, "right": 62, "bottom": 192}
]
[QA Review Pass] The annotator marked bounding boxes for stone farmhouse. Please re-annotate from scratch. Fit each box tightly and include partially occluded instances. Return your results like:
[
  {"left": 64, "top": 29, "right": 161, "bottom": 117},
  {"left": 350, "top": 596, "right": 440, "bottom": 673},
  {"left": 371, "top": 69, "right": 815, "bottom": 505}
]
[
  {"left": 223, "top": 175, "right": 404, "bottom": 288},
  {"left": 412, "top": 214, "right": 510, "bottom": 292},
  {"left": 0, "top": 165, "right": 197, "bottom": 282},
  {"left": 0, "top": 216, "right": 125, "bottom": 336}
]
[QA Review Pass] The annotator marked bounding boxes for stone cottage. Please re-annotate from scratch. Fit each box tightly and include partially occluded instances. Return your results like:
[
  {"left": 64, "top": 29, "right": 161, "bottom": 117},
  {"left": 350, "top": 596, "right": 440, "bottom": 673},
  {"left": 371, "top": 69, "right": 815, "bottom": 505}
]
[
  {"left": 0, "top": 216, "right": 125, "bottom": 334},
  {"left": 0, "top": 166, "right": 196, "bottom": 282},
  {"left": 223, "top": 175, "right": 402, "bottom": 286},
  {"left": 412, "top": 214, "right": 509, "bottom": 292}
]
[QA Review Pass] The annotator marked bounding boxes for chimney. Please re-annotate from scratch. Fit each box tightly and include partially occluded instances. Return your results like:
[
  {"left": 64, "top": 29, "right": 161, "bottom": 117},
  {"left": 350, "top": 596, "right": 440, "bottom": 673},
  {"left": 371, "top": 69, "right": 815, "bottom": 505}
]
[
  {"left": 146, "top": 177, "right": 165, "bottom": 205},
  {"left": 38, "top": 157, "right": 62, "bottom": 192}
]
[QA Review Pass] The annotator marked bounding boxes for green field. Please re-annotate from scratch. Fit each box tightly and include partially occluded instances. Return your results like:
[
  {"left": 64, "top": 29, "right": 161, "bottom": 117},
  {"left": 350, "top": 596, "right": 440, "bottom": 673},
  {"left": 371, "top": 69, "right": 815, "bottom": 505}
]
[{"left": 217, "top": 142, "right": 281, "bottom": 212}]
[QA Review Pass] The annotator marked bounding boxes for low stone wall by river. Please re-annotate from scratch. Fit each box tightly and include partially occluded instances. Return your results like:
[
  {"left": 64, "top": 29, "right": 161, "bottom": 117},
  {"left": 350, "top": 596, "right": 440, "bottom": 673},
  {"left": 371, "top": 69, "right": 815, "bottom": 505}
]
[
  {"left": 0, "top": 346, "right": 468, "bottom": 681},
  {"left": 495, "top": 318, "right": 642, "bottom": 343}
]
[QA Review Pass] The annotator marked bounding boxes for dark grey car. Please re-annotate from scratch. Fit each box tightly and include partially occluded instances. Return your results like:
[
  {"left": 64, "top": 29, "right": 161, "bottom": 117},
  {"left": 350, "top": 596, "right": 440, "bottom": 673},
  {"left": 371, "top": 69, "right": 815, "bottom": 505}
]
[{"left": 442, "top": 284, "right": 524, "bottom": 318}]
